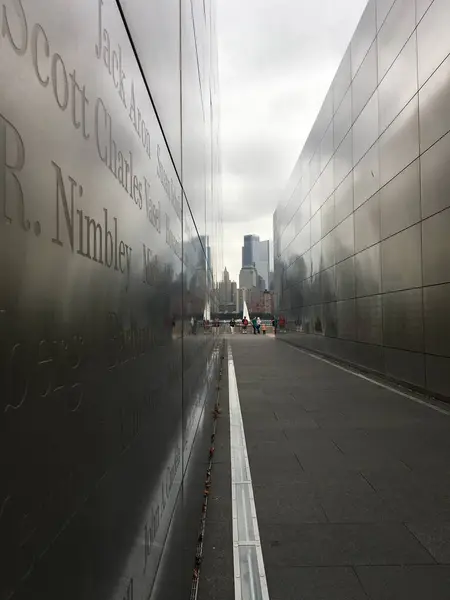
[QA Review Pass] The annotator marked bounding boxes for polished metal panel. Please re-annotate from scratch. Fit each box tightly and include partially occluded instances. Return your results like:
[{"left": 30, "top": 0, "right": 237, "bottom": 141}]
[
  {"left": 310, "top": 274, "right": 322, "bottom": 306},
  {"left": 417, "top": 0, "right": 450, "bottom": 86},
  {"left": 274, "top": 0, "right": 450, "bottom": 397},
  {"left": 334, "top": 131, "right": 353, "bottom": 189},
  {"left": 380, "top": 159, "right": 421, "bottom": 239},
  {"left": 119, "top": 0, "right": 181, "bottom": 171},
  {"left": 310, "top": 149, "right": 321, "bottom": 188},
  {"left": 291, "top": 224, "right": 311, "bottom": 260},
  {"left": 310, "top": 211, "right": 322, "bottom": 246},
  {"left": 381, "top": 224, "right": 422, "bottom": 292},
  {"left": 419, "top": 53, "right": 450, "bottom": 153},
  {"left": 321, "top": 123, "right": 334, "bottom": 172},
  {"left": 378, "top": 34, "right": 418, "bottom": 134},
  {"left": 321, "top": 267, "right": 336, "bottom": 303},
  {"left": 353, "top": 92, "right": 379, "bottom": 165},
  {"left": 383, "top": 289, "right": 424, "bottom": 351},
  {"left": 424, "top": 283, "right": 450, "bottom": 356},
  {"left": 315, "top": 89, "right": 334, "bottom": 145},
  {"left": 335, "top": 171, "right": 354, "bottom": 225},
  {"left": 303, "top": 251, "right": 313, "bottom": 281},
  {"left": 336, "top": 257, "right": 356, "bottom": 300},
  {"left": 355, "top": 245, "right": 382, "bottom": 297},
  {"left": 290, "top": 282, "right": 303, "bottom": 308},
  {"left": 422, "top": 207, "right": 450, "bottom": 285},
  {"left": 416, "top": 0, "right": 434, "bottom": 23},
  {"left": 377, "top": 0, "right": 396, "bottom": 30},
  {"left": 294, "top": 196, "right": 311, "bottom": 234},
  {"left": 384, "top": 347, "right": 426, "bottom": 387},
  {"left": 354, "top": 142, "right": 380, "bottom": 209},
  {"left": 311, "top": 303, "right": 324, "bottom": 334},
  {"left": 352, "top": 40, "right": 378, "bottom": 122},
  {"left": 321, "top": 161, "right": 335, "bottom": 202},
  {"left": 182, "top": 0, "right": 207, "bottom": 235},
  {"left": 323, "top": 301, "right": 338, "bottom": 337},
  {"left": 379, "top": 95, "right": 419, "bottom": 186},
  {"left": 311, "top": 241, "right": 322, "bottom": 276},
  {"left": 355, "top": 193, "right": 381, "bottom": 252},
  {"left": 334, "top": 88, "right": 352, "bottom": 151},
  {"left": 310, "top": 177, "right": 323, "bottom": 216},
  {"left": 356, "top": 295, "right": 383, "bottom": 344},
  {"left": 284, "top": 185, "right": 300, "bottom": 229},
  {"left": 337, "top": 299, "right": 357, "bottom": 340},
  {"left": 420, "top": 132, "right": 450, "bottom": 219},
  {"left": 334, "top": 214, "right": 355, "bottom": 263},
  {"left": 426, "top": 354, "right": 450, "bottom": 397},
  {"left": 333, "top": 48, "right": 352, "bottom": 112},
  {"left": 322, "top": 230, "right": 335, "bottom": 270},
  {"left": 321, "top": 194, "right": 335, "bottom": 236},
  {"left": 0, "top": 0, "right": 222, "bottom": 598},
  {"left": 377, "top": 0, "right": 416, "bottom": 81},
  {"left": 351, "top": 0, "right": 377, "bottom": 78}
]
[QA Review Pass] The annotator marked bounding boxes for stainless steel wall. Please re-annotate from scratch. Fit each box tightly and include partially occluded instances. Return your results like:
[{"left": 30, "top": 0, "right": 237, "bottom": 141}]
[
  {"left": 274, "top": 0, "right": 450, "bottom": 399},
  {"left": 0, "top": 1, "right": 222, "bottom": 599}
]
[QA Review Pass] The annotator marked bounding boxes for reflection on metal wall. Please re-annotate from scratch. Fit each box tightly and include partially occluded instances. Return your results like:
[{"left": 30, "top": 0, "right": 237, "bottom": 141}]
[
  {"left": 0, "top": 1, "right": 222, "bottom": 599},
  {"left": 274, "top": 0, "right": 450, "bottom": 398}
]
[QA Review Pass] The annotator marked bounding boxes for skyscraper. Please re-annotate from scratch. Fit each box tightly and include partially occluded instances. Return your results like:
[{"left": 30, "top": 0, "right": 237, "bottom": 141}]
[
  {"left": 242, "top": 234, "right": 260, "bottom": 267},
  {"left": 242, "top": 235, "right": 270, "bottom": 290},
  {"left": 218, "top": 267, "right": 231, "bottom": 304},
  {"left": 254, "top": 239, "right": 270, "bottom": 291}
]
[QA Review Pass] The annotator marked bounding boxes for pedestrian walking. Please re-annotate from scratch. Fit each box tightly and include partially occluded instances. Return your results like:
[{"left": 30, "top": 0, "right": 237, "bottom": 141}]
[
  {"left": 242, "top": 316, "right": 249, "bottom": 333},
  {"left": 256, "top": 316, "right": 261, "bottom": 334},
  {"left": 251, "top": 316, "right": 257, "bottom": 334},
  {"left": 272, "top": 317, "right": 278, "bottom": 335},
  {"left": 230, "top": 317, "right": 236, "bottom": 334}
]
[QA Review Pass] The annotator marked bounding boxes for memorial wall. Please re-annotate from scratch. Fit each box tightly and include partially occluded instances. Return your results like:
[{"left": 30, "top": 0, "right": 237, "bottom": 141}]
[
  {"left": 274, "top": 0, "right": 450, "bottom": 399},
  {"left": 0, "top": 1, "right": 222, "bottom": 599}
]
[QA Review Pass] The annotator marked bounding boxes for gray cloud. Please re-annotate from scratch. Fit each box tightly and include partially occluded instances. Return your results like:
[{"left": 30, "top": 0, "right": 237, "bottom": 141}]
[{"left": 218, "top": 0, "right": 368, "bottom": 282}]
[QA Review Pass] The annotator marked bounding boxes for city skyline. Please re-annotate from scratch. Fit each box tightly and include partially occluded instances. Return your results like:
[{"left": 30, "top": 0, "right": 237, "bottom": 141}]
[{"left": 219, "top": 233, "right": 272, "bottom": 286}]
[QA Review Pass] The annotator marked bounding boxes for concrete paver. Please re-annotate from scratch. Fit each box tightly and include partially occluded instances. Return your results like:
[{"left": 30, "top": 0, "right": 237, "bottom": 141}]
[{"left": 199, "top": 334, "right": 450, "bottom": 599}]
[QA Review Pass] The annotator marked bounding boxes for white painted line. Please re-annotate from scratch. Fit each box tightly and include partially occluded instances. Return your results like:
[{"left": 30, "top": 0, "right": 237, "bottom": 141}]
[
  {"left": 286, "top": 342, "right": 450, "bottom": 416},
  {"left": 228, "top": 344, "right": 270, "bottom": 600}
]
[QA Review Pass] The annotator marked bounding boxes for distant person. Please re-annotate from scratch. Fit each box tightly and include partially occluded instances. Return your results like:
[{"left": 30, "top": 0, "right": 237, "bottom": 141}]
[
  {"left": 279, "top": 315, "right": 286, "bottom": 333},
  {"left": 229, "top": 317, "right": 236, "bottom": 334},
  {"left": 191, "top": 316, "right": 196, "bottom": 335},
  {"left": 251, "top": 316, "right": 257, "bottom": 334},
  {"left": 242, "top": 316, "right": 249, "bottom": 334},
  {"left": 272, "top": 317, "right": 278, "bottom": 335},
  {"left": 262, "top": 322, "right": 266, "bottom": 335},
  {"left": 256, "top": 316, "right": 261, "bottom": 334}
]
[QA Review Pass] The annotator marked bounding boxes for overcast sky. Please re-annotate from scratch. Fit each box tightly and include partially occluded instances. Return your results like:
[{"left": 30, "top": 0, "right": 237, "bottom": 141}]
[{"left": 217, "top": 0, "right": 368, "bottom": 282}]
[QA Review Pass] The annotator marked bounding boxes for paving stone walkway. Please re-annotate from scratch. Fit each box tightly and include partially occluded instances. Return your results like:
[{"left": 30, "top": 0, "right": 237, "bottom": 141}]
[{"left": 199, "top": 335, "right": 450, "bottom": 599}]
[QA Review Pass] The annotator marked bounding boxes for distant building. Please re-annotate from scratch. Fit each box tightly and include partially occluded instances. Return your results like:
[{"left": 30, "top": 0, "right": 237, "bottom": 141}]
[
  {"left": 254, "top": 240, "right": 270, "bottom": 291},
  {"left": 239, "top": 265, "right": 258, "bottom": 289},
  {"left": 242, "top": 235, "right": 259, "bottom": 268},
  {"left": 241, "top": 234, "right": 270, "bottom": 290},
  {"left": 218, "top": 267, "right": 231, "bottom": 304},
  {"left": 262, "top": 290, "right": 274, "bottom": 314},
  {"left": 199, "top": 235, "right": 212, "bottom": 288},
  {"left": 218, "top": 267, "right": 237, "bottom": 312},
  {"left": 230, "top": 281, "right": 237, "bottom": 304}
]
